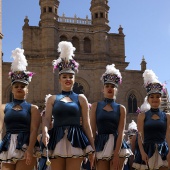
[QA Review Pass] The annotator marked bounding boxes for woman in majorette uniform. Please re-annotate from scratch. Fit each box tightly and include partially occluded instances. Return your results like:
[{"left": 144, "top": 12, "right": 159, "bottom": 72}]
[
  {"left": 90, "top": 64, "right": 133, "bottom": 170},
  {"left": 132, "top": 69, "right": 170, "bottom": 170},
  {"left": 0, "top": 48, "right": 41, "bottom": 170},
  {"left": 42, "top": 41, "right": 95, "bottom": 170}
]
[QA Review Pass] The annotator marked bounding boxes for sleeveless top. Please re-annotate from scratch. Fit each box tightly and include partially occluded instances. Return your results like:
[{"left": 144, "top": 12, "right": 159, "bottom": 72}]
[
  {"left": 47, "top": 91, "right": 90, "bottom": 150},
  {"left": 95, "top": 99, "right": 121, "bottom": 151},
  {"left": 52, "top": 91, "right": 81, "bottom": 127},
  {"left": 0, "top": 99, "right": 31, "bottom": 152},
  {"left": 96, "top": 99, "right": 120, "bottom": 134},
  {"left": 144, "top": 109, "right": 167, "bottom": 144},
  {"left": 4, "top": 99, "right": 31, "bottom": 133}
]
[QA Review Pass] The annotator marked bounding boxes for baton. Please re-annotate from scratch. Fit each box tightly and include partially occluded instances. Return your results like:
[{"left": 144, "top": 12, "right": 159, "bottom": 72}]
[{"left": 46, "top": 146, "right": 51, "bottom": 166}]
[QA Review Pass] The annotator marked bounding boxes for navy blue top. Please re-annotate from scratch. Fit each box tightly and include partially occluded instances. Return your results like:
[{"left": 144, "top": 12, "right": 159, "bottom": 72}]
[
  {"left": 0, "top": 99, "right": 31, "bottom": 153},
  {"left": 4, "top": 99, "right": 31, "bottom": 133},
  {"left": 144, "top": 109, "right": 167, "bottom": 144},
  {"left": 52, "top": 91, "right": 81, "bottom": 127},
  {"left": 96, "top": 99, "right": 120, "bottom": 135},
  {"left": 48, "top": 91, "right": 91, "bottom": 151},
  {"left": 95, "top": 99, "right": 123, "bottom": 152}
]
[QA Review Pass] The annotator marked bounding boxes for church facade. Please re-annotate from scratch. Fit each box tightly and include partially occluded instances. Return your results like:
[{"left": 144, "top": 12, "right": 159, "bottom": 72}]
[{"left": 2, "top": 0, "right": 150, "bottom": 123}]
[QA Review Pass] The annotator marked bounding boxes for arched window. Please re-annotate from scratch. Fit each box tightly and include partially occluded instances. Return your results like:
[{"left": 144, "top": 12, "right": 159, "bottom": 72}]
[
  {"left": 73, "top": 82, "right": 84, "bottom": 94},
  {"left": 48, "top": 7, "right": 52, "bottom": 12},
  {"left": 128, "top": 94, "right": 137, "bottom": 113},
  {"left": 9, "top": 91, "right": 13, "bottom": 102},
  {"left": 84, "top": 38, "right": 91, "bottom": 53},
  {"left": 72, "top": 37, "right": 80, "bottom": 52},
  {"left": 60, "top": 35, "right": 68, "bottom": 42}
]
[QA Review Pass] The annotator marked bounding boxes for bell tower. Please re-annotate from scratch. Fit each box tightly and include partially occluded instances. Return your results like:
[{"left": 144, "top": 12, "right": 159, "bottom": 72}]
[
  {"left": 90, "top": 0, "right": 110, "bottom": 57},
  {"left": 90, "top": 0, "right": 110, "bottom": 32},
  {"left": 39, "top": 0, "right": 60, "bottom": 57}
]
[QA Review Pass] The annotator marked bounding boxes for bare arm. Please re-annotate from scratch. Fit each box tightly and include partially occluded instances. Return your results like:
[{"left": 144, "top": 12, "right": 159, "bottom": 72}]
[
  {"left": 113, "top": 105, "right": 126, "bottom": 156},
  {"left": 28, "top": 104, "right": 41, "bottom": 152},
  {"left": 137, "top": 112, "right": 149, "bottom": 164},
  {"left": 137, "top": 112, "right": 145, "bottom": 155},
  {"left": 131, "top": 134, "right": 137, "bottom": 154},
  {"left": 0, "top": 104, "right": 5, "bottom": 140},
  {"left": 90, "top": 102, "right": 97, "bottom": 140},
  {"left": 42, "top": 95, "right": 55, "bottom": 146},
  {"left": 25, "top": 104, "right": 40, "bottom": 165},
  {"left": 79, "top": 94, "right": 95, "bottom": 149}
]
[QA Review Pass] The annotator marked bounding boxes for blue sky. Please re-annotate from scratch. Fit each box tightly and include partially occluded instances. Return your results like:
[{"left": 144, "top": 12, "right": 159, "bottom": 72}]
[{"left": 2, "top": 0, "right": 170, "bottom": 94}]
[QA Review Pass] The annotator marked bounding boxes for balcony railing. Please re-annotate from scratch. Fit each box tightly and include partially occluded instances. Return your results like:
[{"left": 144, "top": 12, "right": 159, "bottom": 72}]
[{"left": 58, "top": 13, "right": 92, "bottom": 25}]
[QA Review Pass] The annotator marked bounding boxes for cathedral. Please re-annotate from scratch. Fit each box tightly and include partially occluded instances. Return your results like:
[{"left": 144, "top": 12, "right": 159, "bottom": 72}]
[{"left": 1, "top": 0, "right": 169, "bottom": 124}]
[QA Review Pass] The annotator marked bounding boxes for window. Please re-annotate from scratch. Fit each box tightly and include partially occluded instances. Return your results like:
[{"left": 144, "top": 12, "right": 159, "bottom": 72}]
[
  {"left": 48, "top": 7, "right": 52, "bottom": 12},
  {"left": 128, "top": 94, "right": 137, "bottom": 113},
  {"left": 95, "top": 13, "right": 98, "bottom": 18},
  {"left": 100, "top": 12, "right": 104, "bottom": 18},
  {"left": 84, "top": 38, "right": 91, "bottom": 53},
  {"left": 60, "top": 35, "right": 68, "bottom": 41},
  {"left": 55, "top": 8, "right": 57, "bottom": 14},
  {"left": 43, "top": 7, "right": 46, "bottom": 13},
  {"left": 72, "top": 37, "right": 80, "bottom": 52}
]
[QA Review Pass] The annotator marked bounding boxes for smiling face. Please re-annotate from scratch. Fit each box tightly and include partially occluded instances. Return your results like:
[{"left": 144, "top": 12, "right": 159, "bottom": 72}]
[
  {"left": 12, "top": 82, "right": 28, "bottom": 100},
  {"left": 103, "top": 83, "right": 117, "bottom": 99},
  {"left": 59, "top": 73, "right": 75, "bottom": 91},
  {"left": 147, "top": 93, "right": 161, "bottom": 109}
]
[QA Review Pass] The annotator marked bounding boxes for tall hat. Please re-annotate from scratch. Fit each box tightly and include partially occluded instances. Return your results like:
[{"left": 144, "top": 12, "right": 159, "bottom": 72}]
[
  {"left": 126, "top": 120, "right": 138, "bottom": 136},
  {"left": 9, "top": 48, "right": 34, "bottom": 85},
  {"left": 101, "top": 64, "right": 122, "bottom": 87},
  {"left": 52, "top": 41, "right": 79, "bottom": 75},
  {"left": 136, "top": 96, "right": 151, "bottom": 113},
  {"left": 143, "top": 69, "right": 165, "bottom": 95}
]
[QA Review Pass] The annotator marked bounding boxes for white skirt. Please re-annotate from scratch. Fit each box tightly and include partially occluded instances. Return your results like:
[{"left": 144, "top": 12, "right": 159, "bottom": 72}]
[
  {"left": 132, "top": 149, "right": 168, "bottom": 170},
  {"left": 42, "top": 129, "right": 94, "bottom": 158},
  {"left": 0, "top": 134, "right": 40, "bottom": 164},
  {"left": 96, "top": 134, "right": 133, "bottom": 160}
]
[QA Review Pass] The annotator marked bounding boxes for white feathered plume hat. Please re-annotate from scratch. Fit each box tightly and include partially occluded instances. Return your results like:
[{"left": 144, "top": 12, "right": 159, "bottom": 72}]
[
  {"left": 9, "top": 48, "right": 34, "bottom": 85},
  {"left": 101, "top": 64, "right": 122, "bottom": 87},
  {"left": 143, "top": 69, "right": 165, "bottom": 95},
  {"left": 126, "top": 120, "right": 138, "bottom": 136},
  {"left": 136, "top": 96, "right": 151, "bottom": 113},
  {"left": 52, "top": 41, "right": 79, "bottom": 75}
]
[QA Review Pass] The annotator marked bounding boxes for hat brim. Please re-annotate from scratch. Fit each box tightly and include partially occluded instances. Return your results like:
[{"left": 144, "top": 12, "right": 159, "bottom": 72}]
[
  {"left": 147, "top": 90, "right": 162, "bottom": 96},
  {"left": 104, "top": 81, "right": 118, "bottom": 87},
  {"left": 11, "top": 79, "right": 29, "bottom": 85},
  {"left": 59, "top": 68, "right": 75, "bottom": 75}
]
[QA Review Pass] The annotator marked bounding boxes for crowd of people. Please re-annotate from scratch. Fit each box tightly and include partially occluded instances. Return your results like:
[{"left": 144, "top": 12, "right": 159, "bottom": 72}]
[{"left": 0, "top": 41, "right": 169, "bottom": 170}]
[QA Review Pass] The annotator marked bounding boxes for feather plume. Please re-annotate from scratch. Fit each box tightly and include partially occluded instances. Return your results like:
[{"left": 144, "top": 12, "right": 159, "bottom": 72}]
[
  {"left": 45, "top": 94, "right": 52, "bottom": 105},
  {"left": 11, "top": 48, "right": 28, "bottom": 72},
  {"left": 143, "top": 69, "right": 159, "bottom": 86},
  {"left": 58, "top": 41, "right": 76, "bottom": 61},
  {"left": 105, "top": 64, "right": 122, "bottom": 78},
  {"left": 128, "top": 120, "right": 137, "bottom": 131},
  {"left": 140, "top": 96, "right": 151, "bottom": 112}
]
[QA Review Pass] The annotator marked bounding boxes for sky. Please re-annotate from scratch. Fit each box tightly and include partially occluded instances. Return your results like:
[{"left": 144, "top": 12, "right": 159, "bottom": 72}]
[{"left": 2, "top": 0, "right": 170, "bottom": 94}]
